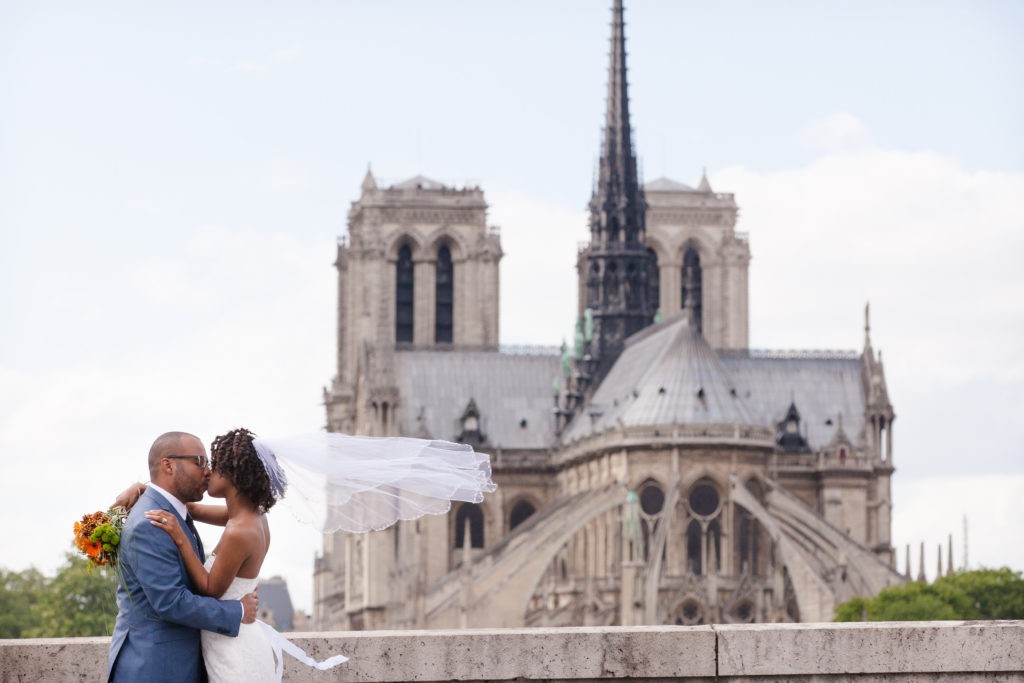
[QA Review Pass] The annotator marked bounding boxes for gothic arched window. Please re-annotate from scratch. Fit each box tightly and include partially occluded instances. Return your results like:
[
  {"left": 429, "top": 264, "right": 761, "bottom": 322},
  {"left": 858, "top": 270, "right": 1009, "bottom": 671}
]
[
  {"left": 681, "top": 246, "right": 702, "bottom": 333},
  {"left": 454, "top": 502, "right": 484, "bottom": 549},
  {"left": 509, "top": 499, "right": 536, "bottom": 531},
  {"left": 435, "top": 244, "right": 453, "bottom": 343},
  {"left": 708, "top": 518, "right": 722, "bottom": 572},
  {"left": 639, "top": 480, "right": 665, "bottom": 561},
  {"left": 395, "top": 243, "right": 414, "bottom": 343},
  {"left": 738, "top": 510, "right": 762, "bottom": 575},
  {"left": 686, "top": 519, "right": 703, "bottom": 575}
]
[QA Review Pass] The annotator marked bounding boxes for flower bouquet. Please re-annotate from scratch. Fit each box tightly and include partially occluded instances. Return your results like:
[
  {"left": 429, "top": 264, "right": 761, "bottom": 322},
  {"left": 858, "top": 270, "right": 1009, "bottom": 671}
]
[{"left": 73, "top": 507, "right": 128, "bottom": 569}]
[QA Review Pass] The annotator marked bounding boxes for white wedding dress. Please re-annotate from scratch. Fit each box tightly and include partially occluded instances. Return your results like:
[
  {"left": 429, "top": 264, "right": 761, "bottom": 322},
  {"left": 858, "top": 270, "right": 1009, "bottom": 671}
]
[{"left": 201, "top": 554, "right": 277, "bottom": 683}]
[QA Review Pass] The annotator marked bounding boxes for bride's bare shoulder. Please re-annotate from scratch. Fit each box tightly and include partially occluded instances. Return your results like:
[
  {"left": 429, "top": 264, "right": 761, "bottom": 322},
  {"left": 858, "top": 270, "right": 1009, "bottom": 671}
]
[{"left": 223, "top": 514, "right": 267, "bottom": 544}]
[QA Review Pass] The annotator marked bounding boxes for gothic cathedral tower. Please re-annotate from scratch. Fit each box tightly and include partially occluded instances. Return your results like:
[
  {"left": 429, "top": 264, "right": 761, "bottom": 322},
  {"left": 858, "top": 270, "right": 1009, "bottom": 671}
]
[{"left": 323, "top": 172, "right": 502, "bottom": 437}]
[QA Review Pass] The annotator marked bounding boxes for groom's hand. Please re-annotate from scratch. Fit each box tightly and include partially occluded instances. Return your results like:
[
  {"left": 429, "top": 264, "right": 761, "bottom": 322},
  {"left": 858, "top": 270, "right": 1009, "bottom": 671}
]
[{"left": 240, "top": 591, "right": 259, "bottom": 624}]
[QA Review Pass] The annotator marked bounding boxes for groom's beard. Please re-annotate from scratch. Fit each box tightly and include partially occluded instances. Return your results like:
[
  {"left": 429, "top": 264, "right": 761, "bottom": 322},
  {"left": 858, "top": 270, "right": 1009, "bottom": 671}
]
[{"left": 172, "top": 466, "right": 207, "bottom": 503}]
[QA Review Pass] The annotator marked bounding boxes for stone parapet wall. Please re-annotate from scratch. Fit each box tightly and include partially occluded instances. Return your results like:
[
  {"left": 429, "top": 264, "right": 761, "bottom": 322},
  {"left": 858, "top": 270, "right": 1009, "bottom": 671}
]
[{"left": 2, "top": 621, "right": 1022, "bottom": 682}]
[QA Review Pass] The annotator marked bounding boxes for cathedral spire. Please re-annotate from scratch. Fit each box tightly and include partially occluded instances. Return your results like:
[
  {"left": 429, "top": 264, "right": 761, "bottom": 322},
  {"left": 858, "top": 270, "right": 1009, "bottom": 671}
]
[
  {"left": 583, "top": 0, "right": 656, "bottom": 381},
  {"left": 590, "top": 0, "right": 645, "bottom": 248}
]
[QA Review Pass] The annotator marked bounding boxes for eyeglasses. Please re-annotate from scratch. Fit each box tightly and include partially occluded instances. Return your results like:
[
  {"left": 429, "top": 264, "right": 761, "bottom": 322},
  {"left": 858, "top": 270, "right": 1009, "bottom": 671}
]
[{"left": 166, "top": 455, "right": 210, "bottom": 469}]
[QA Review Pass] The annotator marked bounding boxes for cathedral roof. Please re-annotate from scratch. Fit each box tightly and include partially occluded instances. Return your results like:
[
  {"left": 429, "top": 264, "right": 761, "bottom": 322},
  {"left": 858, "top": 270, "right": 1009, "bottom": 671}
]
[
  {"left": 644, "top": 177, "right": 696, "bottom": 192},
  {"left": 393, "top": 348, "right": 559, "bottom": 450},
  {"left": 391, "top": 174, "right": 448, "bottom": 191},
  {"left": 719, "top": 350, "right": 866, "bottom": 450},
  {"left": 560, "top": 315, "right": 868, "bottom": 450},
  {"left": 562, "top": 314, "right": 758, "bottom": 443}
]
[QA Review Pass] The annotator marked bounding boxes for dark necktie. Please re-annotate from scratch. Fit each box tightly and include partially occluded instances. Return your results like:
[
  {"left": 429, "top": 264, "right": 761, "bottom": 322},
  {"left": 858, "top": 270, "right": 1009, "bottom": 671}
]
[{"left": 185, "top": 514, "right": 205, "bottom": 563}]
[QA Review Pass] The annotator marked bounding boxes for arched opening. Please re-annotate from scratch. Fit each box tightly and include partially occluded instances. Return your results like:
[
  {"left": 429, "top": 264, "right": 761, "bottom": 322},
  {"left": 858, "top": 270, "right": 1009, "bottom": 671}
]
[
  {"left": 646, "top": 247, "right": 660, "bottom": 315},
  {"left": 737, "top": 478, "right": 764, "bottom": 576},
  {"left": 395, "top": 243, "right": 414, "bottom": 343},
  {"left": 435, "top": 244, "right": 454, "bottom": 343},
  {"left": 707, "top": 518, "right": 722, "bottom": 572},
  {"left": 509, "top": 499, "right": 536, "bottom": 531},
  {"left": 686, "top": 519, "right": 703, "bottom": 575},
  {"left": 681, "top": 246, "right": 702, "bottom": 333},
  {"left": 737, "top": 510, "right": 761, "bottom": 575},
  {"left": 454, "top": 502, "right": 484, "bottom": 549},
  {"left": 639, "top": 481, "right": 665, "bottom": 561}
]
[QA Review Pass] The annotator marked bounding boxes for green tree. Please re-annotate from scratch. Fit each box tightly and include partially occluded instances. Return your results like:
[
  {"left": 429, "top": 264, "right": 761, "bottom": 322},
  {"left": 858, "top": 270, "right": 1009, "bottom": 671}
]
[
  {"left": 25, "top": 553, "right": 118, "bottom": 637},
  {"left": 833, "top": 596, "right": 869, "bottom": 622},
  {"left": 0, "top": 567, "right": 46, "bottom": 638},
  {"left": 937, "top": 567, "right": 1024, "bottom": 619},
  {"left": 835, "top": 567, "right": 1024, "bottom": 621}
]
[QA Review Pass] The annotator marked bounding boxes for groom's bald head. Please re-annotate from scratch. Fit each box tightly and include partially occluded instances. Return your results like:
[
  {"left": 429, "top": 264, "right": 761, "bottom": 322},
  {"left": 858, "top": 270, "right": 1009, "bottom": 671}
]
[{"left": 148, "top": 431, "right": 199, "bottom": 478}]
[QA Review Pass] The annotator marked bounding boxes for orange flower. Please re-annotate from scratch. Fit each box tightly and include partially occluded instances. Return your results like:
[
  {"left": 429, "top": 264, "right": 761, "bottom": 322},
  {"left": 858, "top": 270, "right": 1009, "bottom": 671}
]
[{"left": 73, "top": 507, "right": 125, "bottom": 570}]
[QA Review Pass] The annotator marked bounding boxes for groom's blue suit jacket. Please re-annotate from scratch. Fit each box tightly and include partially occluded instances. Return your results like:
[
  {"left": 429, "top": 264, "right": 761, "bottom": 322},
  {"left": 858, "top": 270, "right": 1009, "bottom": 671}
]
[{"left": 107, "top": 488, "right": 242, "bottom": 683}]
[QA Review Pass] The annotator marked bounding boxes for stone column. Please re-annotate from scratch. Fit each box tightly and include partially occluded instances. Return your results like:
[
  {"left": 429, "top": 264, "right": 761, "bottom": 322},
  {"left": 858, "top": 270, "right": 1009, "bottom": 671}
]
[{"left": 414, "top": 258, "right": 433, "bottom": 345}]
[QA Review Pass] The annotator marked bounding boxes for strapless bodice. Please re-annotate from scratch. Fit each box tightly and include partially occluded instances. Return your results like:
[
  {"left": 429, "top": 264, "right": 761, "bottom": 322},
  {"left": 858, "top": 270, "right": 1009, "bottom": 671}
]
[{"left": 203, "top": 554, "right": 259, "bottom": 600}]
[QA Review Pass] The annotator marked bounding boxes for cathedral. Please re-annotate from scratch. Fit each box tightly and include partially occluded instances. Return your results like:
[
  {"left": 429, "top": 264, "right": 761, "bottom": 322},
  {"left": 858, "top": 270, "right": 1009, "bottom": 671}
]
[{"left": 314, "top": 0, "right": 902, "bottom": 629}]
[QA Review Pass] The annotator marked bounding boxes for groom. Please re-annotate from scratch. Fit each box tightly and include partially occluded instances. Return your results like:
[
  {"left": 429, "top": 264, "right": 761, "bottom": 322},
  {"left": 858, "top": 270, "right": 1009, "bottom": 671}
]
[{"left": 107, "top": 431, "right": 259, "bottom": 682}]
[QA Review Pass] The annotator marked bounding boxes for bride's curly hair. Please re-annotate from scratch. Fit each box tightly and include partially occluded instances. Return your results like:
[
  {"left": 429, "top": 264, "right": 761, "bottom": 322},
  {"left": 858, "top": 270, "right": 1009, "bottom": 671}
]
[{"left": 211, "top": 428, "right": 277, "bottom": 513}]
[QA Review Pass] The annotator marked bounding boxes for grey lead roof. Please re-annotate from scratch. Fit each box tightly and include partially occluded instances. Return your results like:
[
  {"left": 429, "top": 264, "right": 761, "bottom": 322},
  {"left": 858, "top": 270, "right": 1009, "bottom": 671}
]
[
  {"left": 392, "top": 326, "right": 867, "bottom": 453},
  {"left": 562, "top": 316, "right": 758, "bottom": 443},
  {"left": 395, "top": 349, "right": 560, "bottom": 450},
  {"left": 562, "top": 315, "right": 868, "bottom": 450},
  {"left": 390, "top": 174, "right": 448, "bottom": 190},
  {"left": 644, "top": 177, "right": 697, "bottom": 192},
  {"left": 720, "top": 351, "right": 866, "bottom": 450}
]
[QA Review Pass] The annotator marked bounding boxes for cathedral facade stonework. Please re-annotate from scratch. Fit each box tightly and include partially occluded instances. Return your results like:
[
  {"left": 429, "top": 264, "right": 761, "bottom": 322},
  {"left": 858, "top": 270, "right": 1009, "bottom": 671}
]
[{"left": 316, "top": 0, "right": 900, "bottom": 631}]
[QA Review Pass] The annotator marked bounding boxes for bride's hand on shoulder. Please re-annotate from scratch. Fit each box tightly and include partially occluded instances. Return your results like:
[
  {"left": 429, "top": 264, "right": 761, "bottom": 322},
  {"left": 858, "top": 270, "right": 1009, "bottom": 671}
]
[
  {"left": 145, "top": 511, "right": 188, "bottom": 548},
  {"left": 111, "top": 482, "right": 147, "bottom": 510}
]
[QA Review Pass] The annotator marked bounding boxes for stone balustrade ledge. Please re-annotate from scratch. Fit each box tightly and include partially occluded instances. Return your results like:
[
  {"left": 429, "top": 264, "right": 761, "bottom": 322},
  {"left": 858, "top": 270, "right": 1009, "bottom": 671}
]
[{"left": 2, "top": 621, "right": 1022, "bottom": 682}]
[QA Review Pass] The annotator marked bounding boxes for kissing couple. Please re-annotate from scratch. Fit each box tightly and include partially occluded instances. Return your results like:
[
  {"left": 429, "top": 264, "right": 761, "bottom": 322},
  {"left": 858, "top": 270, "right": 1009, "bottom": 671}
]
[{"left": 106, "top": 427, "right": 496, "bottom": 682}]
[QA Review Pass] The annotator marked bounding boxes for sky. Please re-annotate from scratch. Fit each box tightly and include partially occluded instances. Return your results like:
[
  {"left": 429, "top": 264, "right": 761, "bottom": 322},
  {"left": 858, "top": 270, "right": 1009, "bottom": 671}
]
[{"left": 1, "top": 0, "right": 1022, "bottom": 615}]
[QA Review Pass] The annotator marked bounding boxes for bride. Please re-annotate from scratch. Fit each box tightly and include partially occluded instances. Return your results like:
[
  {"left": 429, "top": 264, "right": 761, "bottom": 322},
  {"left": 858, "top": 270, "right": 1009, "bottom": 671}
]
[{"left": 118, "top": 426, "right": 496, "bottom": 682}]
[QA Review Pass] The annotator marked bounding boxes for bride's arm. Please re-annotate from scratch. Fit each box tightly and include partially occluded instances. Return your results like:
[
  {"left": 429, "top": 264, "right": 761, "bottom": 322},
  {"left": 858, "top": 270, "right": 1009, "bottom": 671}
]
[
  {"left": 110, "top": 482, "right": 147, "bottom": 509},
  {"left": 187, "top": 502, "right": 229, "bottom": 527},
  {"left": 145, "top": 512, "right": 251, "bottom": 598}
]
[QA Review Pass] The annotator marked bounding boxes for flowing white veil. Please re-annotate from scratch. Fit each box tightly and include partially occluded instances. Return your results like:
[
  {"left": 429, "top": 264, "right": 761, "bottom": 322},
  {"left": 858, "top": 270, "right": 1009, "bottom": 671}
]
[{"left": 251, "top": 432, "right": 496, "bottom": 534}]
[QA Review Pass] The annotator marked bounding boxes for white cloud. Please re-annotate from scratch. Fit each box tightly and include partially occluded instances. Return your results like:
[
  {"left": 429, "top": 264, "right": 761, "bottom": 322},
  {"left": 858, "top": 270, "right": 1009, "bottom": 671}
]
[{"left": 716, "top": 146, "right": 1024, "bottom": 385}]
